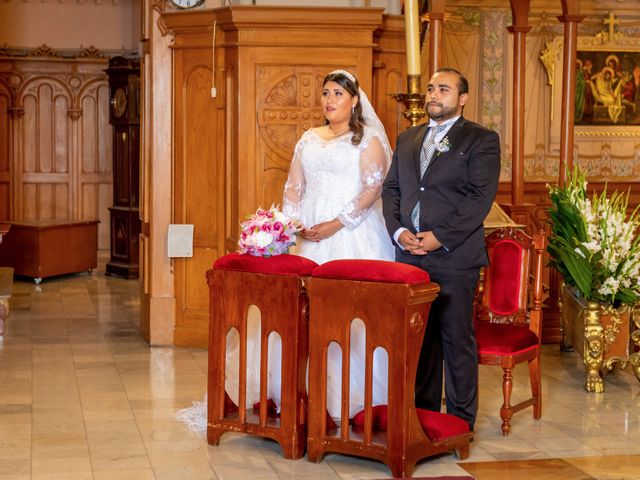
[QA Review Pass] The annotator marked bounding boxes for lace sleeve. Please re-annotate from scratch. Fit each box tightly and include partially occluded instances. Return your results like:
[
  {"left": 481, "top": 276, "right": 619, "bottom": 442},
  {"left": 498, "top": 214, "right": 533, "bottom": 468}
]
[
  {"left": 338, "top": 135, "right": 388, "bottom": 229},
  {"left": 282, "top": 139, "right": 305, "bottom": 221}
]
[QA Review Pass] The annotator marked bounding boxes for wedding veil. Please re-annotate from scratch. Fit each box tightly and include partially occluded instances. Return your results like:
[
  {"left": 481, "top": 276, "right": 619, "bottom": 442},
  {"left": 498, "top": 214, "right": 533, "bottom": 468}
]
[{"left": 329, "top": 69, "right": 393, "bottom": 169}]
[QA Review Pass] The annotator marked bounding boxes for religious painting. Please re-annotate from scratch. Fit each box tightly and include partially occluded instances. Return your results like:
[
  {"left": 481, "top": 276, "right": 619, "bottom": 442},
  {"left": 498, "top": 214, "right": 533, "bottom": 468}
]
[
  {"left": 574, "top": 51, "right": 640, "bottom": 126},
  {"left": 540, "top": 19, "right": 640, "bottom": 140}
]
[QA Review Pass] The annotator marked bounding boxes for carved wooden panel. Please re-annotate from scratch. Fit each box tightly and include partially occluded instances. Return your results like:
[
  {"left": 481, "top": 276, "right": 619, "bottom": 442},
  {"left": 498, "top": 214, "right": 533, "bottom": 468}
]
[
  {"left": 256, "top": 68, "right": 326, "bottom": 208},
  {"left": 171, "top": 28, "right": 225, "bottom": 347},
  {"left": 0, "top": 52, "right": 113, "bottom": 250},
  {"left": 0, "top": 83, "right": 9, "bottom": 220}
]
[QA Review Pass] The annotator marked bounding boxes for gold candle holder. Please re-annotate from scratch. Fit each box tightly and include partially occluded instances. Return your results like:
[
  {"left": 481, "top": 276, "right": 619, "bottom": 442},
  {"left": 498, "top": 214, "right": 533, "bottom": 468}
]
[{"left": 392, "top": 74, "right": 427, "bottom": 127}]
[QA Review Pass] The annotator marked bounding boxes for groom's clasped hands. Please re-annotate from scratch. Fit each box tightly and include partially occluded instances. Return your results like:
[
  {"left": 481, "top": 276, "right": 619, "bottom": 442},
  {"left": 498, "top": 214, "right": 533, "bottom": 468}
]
[{"left": 398, "top": 230, "right": 442, "bottom": 255}]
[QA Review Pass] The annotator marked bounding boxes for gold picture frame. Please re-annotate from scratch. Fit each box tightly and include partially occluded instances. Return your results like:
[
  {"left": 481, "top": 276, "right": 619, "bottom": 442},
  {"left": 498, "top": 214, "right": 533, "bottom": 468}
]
[{"left": 540, "top": 13, "right": 640, "bottom": 138}]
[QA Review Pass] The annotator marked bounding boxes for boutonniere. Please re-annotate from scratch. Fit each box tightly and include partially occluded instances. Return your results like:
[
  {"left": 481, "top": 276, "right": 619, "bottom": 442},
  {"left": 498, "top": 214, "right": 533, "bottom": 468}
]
[{"left": 435, "top": 136, "right": 451, "bottom": 153}]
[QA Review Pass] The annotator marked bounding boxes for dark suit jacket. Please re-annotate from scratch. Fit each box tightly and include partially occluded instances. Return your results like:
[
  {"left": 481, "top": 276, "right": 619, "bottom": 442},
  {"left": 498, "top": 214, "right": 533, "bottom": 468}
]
[{"left": 382, "top": 116, "right": 500, "bottom": 270}]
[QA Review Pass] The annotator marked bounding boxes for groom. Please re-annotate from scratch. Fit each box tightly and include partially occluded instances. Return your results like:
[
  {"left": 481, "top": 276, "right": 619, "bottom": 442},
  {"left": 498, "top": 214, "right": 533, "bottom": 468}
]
[{"left": 382, "top": 68, "right": 500, "bottom": 431}]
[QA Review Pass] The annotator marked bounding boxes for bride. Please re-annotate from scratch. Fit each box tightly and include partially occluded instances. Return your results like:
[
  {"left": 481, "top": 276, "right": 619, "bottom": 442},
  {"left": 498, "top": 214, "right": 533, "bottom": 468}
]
[
  {"left": 278, "top": 69, "right": 395, "bottom": 420},
  {"left": 176, "top": 70, "right": 394, "bottom": 431},
  {"left": 283, "top": 70, "right": 395, "bottom": 265}
]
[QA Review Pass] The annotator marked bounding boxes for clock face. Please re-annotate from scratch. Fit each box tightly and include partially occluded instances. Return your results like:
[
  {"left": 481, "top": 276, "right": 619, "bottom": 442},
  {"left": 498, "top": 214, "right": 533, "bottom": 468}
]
[
  {"left": 170, "top": 0, "right": 205, "bottom": 8},
  {"left": 111, "top": 88, "right": 127, "bottom": 118}
]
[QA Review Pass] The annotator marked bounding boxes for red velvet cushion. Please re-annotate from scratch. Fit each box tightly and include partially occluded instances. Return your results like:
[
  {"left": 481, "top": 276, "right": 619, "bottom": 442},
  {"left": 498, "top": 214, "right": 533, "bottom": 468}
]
[
  {"left": 352, "top": 405, "right": 469, "bottom": 441},
  {"left": 489, "top": 240, "right": 522, "bottom": 315},
  {"left": 312, "top": 259, "right": 430, "bottom": 284},
  {"left": 213, "top": 252, "right": 318, "bottom": 276},
  {"left": 476, "top": 321, "right": 539, "bottom": 355}
]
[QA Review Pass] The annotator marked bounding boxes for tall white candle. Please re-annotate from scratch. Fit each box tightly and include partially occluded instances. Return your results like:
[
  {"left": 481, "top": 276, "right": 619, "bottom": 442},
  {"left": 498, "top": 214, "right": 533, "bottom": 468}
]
[{"left": 403, "top": 0, "right": 421, "bottom": 75}]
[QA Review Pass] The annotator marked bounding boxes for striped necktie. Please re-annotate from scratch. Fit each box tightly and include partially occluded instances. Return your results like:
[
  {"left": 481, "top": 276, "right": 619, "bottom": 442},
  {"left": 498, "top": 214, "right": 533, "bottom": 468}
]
[{"left": 411, "top": 124, "right": 447, "bottom": 231}]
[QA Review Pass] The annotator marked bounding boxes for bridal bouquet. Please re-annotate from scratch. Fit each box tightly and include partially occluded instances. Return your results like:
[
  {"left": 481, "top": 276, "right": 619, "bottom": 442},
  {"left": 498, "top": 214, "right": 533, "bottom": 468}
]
[
  {"left": 547, "top": 168, "right": 640, "bottom": 306},
  {"left": 238, "top": 205, "right": 301, "bottom": 257}
]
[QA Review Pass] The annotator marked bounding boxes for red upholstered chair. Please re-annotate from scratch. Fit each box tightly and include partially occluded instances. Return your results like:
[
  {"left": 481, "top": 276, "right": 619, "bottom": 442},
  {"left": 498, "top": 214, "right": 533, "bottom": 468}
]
[
  {"left": 306, "top": 260, "right": 472, "bottom": 478},
  {"left": 474, "top": 228, "right": 546, "bottom": 436},
  {"left": 206, "top": 253, "right": 317, "bottom": 459}
]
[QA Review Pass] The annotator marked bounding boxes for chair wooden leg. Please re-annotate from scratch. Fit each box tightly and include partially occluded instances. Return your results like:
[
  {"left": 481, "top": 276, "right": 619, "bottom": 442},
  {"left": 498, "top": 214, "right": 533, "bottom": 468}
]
[
  {"left": 389, "top": 454, "right": 414, "bottom": 479},
  {"left": 529, "top": 355, "right": 542, "bottom": 419},
  {"left": 456, "top": 443, "right": 470, "bottom": 460},
  {"left": 500, "top": 367, "right": 514, "bottom": 436}
]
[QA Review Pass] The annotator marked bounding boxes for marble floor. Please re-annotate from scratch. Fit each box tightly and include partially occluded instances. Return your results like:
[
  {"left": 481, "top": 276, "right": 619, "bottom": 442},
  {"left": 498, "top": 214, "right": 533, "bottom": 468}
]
[{"left": 1, "top": 264, "right": 640, "bottom": 479}]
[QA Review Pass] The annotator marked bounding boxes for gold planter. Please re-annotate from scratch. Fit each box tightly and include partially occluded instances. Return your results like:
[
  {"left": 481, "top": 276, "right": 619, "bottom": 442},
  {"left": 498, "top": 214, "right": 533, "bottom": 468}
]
[{"left": 560, "top": 285, "right": 640, "bottom": 392}]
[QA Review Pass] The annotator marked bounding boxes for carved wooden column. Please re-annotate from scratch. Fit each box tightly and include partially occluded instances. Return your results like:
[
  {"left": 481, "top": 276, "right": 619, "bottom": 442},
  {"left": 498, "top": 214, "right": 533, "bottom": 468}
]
[
  {"left": 507, "top": 0, "right": 530, "bottom": 207},
  {"left": 423, "top": 0, "right": 446, "bottom": 77},
  {"left": 557, "top": 13, "right": 584, "bottom": 185},
  {"left": 501, "top": 1, "right": 536, "bottom": 232}
]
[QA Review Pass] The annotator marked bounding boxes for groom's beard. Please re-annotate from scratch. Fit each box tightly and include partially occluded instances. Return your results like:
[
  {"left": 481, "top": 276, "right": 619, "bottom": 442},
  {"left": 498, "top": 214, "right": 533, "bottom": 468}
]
[{"left": 427, "top": 102, "right": 458, "bottom": 121}]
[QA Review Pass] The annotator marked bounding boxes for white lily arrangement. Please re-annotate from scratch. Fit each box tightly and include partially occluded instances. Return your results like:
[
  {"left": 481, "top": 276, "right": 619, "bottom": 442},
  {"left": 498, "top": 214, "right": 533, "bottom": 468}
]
[{"left": 547, "top": 168, "right": 640, "bottom": 306}]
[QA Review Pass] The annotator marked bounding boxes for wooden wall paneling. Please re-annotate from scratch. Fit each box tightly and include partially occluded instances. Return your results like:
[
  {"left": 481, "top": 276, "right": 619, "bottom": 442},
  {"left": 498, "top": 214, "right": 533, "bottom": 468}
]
[
  {"left": 0, "top": 56, "right": 112, "bottom": 252},
  {"left": 373, "top": 14, "right": 409, "bottom": 148},
  {"left": 19, "top": 78, "right": 73, "bottom": 221},
  {"left": 0, "top": 82, "right": 10, "bottom": 220},
  {"left": 165, "top": 12, "right": 226, "bottom": 348},
  {"left": 79, "top": 81, "right": 112, "bottom": 249},
  {"left": 164, "top": 6, "right": 384, "bottom": 347},
  {"left": 218, "top": 6, "right": 384, "bottom": 246}
]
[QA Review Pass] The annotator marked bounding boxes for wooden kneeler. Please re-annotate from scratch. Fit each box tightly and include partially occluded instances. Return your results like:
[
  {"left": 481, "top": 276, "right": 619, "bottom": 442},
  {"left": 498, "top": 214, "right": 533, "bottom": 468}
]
[
  {"left": 306, "top": 260, "right": 472, "bottom": 478},
  {"left": 206, "top": 253, "right": 317, "bottom": 459}
]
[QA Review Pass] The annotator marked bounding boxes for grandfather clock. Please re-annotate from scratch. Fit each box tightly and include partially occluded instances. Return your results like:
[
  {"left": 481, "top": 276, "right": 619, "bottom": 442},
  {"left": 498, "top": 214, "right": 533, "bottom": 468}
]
[{"left": 105, "top": 57, "right": 141, "bottom": 278}]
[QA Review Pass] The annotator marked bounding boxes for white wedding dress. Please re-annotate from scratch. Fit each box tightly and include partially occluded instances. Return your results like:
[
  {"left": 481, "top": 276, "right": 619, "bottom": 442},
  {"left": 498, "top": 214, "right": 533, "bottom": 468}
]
[
  {"left": 176, "top": 127, "right": 396, "bottom": 432},
  {"left": 278, "top": 125, "right": 395, "bottom": 419},
  {"left": 283, "top": 126, "right": 395, "bottom": 265}
]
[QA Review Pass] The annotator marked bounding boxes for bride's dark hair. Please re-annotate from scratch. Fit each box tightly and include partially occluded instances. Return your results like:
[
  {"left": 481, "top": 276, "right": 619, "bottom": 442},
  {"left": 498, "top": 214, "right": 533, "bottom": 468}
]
[{"left": 322, "top": 72, "right": 364, "bottom": 146}]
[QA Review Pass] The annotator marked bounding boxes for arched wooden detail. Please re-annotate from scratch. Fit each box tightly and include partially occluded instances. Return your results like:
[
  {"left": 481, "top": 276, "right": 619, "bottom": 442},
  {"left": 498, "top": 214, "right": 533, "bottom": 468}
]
[
  {"left": 0, "top": 54, "right": 113, "bottom": 249},
  {"left": 0, "top": 81, "right": 11, "bottom": 220}
]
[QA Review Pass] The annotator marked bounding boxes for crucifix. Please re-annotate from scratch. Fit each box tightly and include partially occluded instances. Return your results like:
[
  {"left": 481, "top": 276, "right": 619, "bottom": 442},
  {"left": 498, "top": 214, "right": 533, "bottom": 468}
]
[{"left": 603, "top": 11, "right": 618, "bottom": 41}]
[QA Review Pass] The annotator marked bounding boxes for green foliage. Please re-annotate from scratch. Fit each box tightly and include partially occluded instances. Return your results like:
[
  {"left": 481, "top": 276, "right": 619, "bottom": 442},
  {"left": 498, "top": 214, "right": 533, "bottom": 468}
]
[{"left": 547, "top": 168, "right": 640, "bottom": 306}]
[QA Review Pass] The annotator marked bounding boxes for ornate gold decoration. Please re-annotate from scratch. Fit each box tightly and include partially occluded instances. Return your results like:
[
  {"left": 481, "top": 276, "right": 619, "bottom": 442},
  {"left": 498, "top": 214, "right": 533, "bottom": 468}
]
[
  {"left": 573, "top": 130, "right": 640, "bottom": 137},
  {"left": 629, "top": 303, "right": 640, "bottom": 380},
  {"left": 584, "top": 301, "right": 605, "bottom": 393},
  {"left": 539, "top": 37, "right": 562, "bottom": 124},
  {"left": 539, "top": 38, "right": 561, "bottom": 88},
  {"left": 77, "top": 46, "right": 104, "bottom": 59},
  {"left": 391, "top": 75, "right": 427, "bottom": 127},
  {"left": 564, "top": 285, "right": 640, "bottom": 391},
  {"left": 600, "top": 303, "right": 625, "bottom": 352},
  {"left": 27, "top": 44, "right": 63, "bottom": 58}
]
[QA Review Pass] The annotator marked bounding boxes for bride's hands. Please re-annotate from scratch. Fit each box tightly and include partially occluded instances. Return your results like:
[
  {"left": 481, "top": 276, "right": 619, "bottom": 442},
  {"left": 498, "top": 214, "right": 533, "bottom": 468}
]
[{"left": 303, "top": 219, "right": 343, "bottom": 242}]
